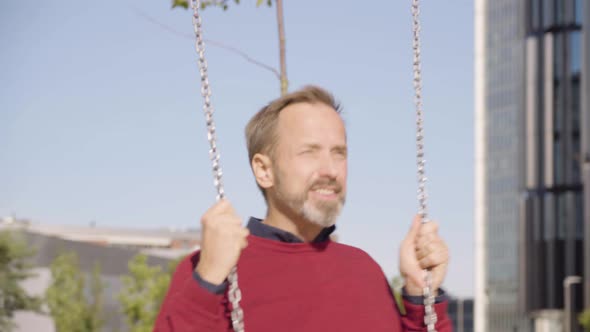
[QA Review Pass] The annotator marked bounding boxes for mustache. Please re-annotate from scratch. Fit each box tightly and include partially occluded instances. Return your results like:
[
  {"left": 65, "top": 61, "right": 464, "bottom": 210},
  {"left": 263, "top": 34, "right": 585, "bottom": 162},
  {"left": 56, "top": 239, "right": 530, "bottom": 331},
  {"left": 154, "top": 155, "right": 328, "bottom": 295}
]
[{"left": 309, "top": 179, "right": 342, "bottom": 192}]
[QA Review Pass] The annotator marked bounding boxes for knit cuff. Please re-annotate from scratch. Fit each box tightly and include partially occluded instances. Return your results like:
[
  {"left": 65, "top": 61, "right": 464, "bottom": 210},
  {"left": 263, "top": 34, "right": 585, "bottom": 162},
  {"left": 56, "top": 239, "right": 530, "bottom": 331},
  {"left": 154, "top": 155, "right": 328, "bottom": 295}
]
[
  {"left": 402, "top": 287, "right": 447, "bottom": 305},
  {"left": 193, "top": 270, "right": 229, "bottom": 295}
]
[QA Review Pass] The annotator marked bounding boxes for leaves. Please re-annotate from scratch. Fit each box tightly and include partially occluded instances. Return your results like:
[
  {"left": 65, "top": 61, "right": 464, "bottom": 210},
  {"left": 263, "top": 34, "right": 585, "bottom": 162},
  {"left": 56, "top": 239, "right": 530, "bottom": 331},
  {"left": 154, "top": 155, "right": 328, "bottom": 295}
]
[
  {"left": 390, "top": 276, "right": 406, "bottom": 315},
  {"left": 172, "top": 0, "right": 271, "bottom": 11},
  {"left": 45, "top": 252, "right": 105, "bottom": 332},
  {"left": 580, "top": 308, "right": 590, "bottom": 331},
  {"left": 87, "top": 264, "right": 105, "bottom": 331},
  {"left": 256, "top": 0, "right": 272, "bottom": 7},
  {"left": 0, "top": 230, "right": 41, "bottom": 332},
  {"left": 171, "top": 0, "right": 189, "bottom": 9},
  {"left": 118, "top": 254, "right": 179, "bottom": 332}
]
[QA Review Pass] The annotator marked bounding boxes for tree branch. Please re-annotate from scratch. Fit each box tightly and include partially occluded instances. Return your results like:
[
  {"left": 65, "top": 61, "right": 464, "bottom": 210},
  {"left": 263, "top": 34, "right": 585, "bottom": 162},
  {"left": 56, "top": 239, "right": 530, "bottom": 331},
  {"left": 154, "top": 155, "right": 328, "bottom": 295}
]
[{"left": 130, "top": 6, "right": 281, "bottom": 80}]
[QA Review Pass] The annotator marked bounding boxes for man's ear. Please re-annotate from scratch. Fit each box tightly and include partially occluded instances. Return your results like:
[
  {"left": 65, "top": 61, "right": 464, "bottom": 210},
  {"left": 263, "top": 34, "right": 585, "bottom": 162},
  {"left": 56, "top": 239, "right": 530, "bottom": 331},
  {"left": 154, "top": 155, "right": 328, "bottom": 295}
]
[{"left": 252, "top": 153, "right": 274, "bottom": 189}]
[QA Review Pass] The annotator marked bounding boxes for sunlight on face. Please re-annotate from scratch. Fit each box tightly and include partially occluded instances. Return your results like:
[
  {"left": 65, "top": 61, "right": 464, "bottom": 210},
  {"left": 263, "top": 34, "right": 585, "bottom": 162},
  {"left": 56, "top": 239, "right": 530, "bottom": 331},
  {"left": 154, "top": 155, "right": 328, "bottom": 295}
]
[{"left": 270, "top": 102, "right": 347, "bottom": 227}]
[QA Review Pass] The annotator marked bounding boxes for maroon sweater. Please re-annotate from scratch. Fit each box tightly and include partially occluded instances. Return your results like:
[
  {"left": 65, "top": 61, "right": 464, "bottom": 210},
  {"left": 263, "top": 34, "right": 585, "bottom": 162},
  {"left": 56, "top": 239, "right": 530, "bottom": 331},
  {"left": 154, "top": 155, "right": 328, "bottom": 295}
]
[{"left": 155, "top": 235, "right": 452, "bottom": 332}]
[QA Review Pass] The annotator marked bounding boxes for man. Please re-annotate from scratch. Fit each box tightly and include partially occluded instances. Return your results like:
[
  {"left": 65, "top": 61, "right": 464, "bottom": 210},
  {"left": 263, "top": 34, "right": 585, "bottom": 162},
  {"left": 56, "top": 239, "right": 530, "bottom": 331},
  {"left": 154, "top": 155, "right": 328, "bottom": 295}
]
[{"left": 155, "top": 86, "right": 451, "bottom": 331}]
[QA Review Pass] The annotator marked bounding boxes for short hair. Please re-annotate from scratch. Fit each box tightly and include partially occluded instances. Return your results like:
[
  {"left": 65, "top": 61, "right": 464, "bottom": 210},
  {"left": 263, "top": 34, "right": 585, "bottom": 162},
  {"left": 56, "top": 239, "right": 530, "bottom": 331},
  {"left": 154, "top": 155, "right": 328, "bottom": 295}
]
[{"left": 245, "top": 85, "right": 342, "bottom": 197}]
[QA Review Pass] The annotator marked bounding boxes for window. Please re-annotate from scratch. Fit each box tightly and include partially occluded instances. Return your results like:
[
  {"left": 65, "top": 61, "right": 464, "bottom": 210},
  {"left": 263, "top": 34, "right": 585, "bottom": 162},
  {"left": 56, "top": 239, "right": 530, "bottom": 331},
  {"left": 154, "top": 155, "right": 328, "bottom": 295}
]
[
  {"left": 544, "top": 193, "right": 555, "bottom": 240},
  {"left": 553, "top": 33, "right": 564, "bottom": 137},
  {"left": 554, "top": 137, "right": 563, "bottom": 183},
  {"left": 569, "top": 31, "right": 581, "bottom": 75},
  {"left": 530, "top": 0, "right": 542, "bottom": 31},
  {"left": 556, "top": 194, "right": 568, "bottom": 238},
  {"left": 554, "top": 0, "right": 565, "bottom": 25},
  {"left": 575, "top": 192, "right": 583, "bottom": 239},
  {"left": 543, "top": 0, "right": 554, "bottom": 28},
  {"left": 574, "top": 0, "right": 583, "bottom": 24}
]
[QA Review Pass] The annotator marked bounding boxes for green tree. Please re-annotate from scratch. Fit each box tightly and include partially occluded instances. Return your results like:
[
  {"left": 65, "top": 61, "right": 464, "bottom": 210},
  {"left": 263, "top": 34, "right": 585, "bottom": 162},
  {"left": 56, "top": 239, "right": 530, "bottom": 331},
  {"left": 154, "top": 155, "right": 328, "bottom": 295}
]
[
  {"left": 0, "top": 230, "right": 41, "bottom": 332},
  {"left": 118, "top": 254, "right": 179, "bottom": 332},
  {"left": 580, "top": 308, "right": 590, "bottom": 332},
  {"left": 45, "top": 252, "right": 104, "bottom": 332},
  {"left": 87, "top": 264, "right": 105, "bottom": 331},
  {"left": 172, "top": 0, "right": 289, "bottom": 95}
]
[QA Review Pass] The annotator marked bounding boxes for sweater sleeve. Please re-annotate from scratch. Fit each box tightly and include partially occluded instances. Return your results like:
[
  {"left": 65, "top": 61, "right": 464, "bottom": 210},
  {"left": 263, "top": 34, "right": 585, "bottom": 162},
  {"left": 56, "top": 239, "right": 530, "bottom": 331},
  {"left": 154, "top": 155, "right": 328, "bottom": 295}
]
[
  {"left": 153, "top": 251, "right": 230, "bottom": 332},
  {"left": 401, "top": 300, "right": 453, "bottom": 332}
]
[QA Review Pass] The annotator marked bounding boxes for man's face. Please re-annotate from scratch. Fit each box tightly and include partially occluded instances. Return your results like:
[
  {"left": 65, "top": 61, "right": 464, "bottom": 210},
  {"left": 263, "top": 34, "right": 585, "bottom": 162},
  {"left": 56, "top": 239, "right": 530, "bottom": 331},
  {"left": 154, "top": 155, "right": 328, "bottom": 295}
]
[{"left": 269, "top": 102, "right": 347, "bottom": 227}]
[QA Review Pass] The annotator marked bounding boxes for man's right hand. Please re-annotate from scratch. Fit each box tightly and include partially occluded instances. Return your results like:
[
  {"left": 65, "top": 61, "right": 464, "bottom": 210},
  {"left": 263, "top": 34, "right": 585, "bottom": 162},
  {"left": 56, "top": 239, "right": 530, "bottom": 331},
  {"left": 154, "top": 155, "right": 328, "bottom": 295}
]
[{"left": 195, "top": 199, "right": 250, "bottom": 285}]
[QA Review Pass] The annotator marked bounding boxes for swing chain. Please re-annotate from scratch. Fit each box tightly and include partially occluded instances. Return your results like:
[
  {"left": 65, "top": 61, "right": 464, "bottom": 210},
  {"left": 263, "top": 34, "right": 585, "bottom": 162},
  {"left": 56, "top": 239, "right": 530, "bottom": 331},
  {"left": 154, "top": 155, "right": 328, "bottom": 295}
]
[
  {"left": 191, "top": 1, "right": 245, "bottom": 331},
  {"left": 191, "top": 0, "right": 225, "bottom": 201},
  {"left": 411, "top": 0, "right": 437, "bottom": 331}
]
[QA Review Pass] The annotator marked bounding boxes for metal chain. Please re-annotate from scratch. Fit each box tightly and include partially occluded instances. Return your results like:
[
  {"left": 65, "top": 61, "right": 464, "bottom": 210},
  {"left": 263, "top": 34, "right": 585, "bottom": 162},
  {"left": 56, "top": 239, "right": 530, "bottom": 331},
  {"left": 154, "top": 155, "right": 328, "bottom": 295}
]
[
  {"left": 190, "top": 1, "right": 245, "bottom": 331},
  {"left": 411, "top": 0, "right": 437, "bottom": 331}
]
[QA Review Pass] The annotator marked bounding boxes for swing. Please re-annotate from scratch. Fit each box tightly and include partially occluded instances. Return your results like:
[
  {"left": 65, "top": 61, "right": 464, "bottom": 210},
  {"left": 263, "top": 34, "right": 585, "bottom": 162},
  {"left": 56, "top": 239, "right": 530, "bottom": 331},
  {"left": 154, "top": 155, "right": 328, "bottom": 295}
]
[{"left": 189, "top": 0, "right": 437, "bottom": 331}]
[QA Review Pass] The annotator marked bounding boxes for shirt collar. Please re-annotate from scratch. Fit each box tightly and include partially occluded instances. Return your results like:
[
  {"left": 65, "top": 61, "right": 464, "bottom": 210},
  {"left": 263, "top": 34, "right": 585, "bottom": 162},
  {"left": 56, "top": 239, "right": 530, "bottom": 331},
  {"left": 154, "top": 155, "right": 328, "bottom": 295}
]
[{"left": 247, "top": 217, "right": 335, "bottom": 243}]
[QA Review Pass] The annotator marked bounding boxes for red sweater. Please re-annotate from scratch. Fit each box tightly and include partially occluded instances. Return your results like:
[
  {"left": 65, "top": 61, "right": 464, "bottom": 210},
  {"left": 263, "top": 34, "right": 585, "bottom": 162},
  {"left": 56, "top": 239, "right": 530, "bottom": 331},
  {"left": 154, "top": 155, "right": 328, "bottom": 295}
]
[{"left": 155, "top": 235, "right": 452, "bottom": 332}]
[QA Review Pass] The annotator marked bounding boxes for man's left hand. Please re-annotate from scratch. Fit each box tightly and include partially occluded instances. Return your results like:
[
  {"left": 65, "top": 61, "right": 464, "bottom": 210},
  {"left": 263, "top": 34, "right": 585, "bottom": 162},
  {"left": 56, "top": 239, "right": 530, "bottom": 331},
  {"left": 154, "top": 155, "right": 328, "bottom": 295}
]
[{"left": 399, "top": 215, "right": 449, "bottom": 296}]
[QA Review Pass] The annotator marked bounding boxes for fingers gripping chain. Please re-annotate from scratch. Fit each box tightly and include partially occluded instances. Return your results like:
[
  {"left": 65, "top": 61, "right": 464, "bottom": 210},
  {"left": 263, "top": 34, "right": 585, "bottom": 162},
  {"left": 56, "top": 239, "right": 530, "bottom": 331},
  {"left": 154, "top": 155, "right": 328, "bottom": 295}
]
[{"left": 190, "top": 1, "right": 245, "bottom": 331}]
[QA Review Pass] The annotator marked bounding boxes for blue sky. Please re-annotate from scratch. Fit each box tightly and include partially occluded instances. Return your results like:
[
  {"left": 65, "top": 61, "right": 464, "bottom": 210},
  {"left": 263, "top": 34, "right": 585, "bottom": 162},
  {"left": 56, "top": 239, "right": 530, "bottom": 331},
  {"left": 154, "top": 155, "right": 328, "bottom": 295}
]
[{"left": 1, "top": 0, "right": 474, "bottom": 296}]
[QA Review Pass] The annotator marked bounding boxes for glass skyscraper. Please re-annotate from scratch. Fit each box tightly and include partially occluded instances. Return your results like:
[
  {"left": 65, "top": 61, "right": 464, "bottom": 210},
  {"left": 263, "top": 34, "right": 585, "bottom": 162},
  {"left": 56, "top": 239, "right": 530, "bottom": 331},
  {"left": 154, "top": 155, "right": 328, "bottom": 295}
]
[
  {"left": 475, "top": 1, "right": 527, "bottom": 331},
  {"left": 475, "top": 0, "right": 588, "bottom": 331}
]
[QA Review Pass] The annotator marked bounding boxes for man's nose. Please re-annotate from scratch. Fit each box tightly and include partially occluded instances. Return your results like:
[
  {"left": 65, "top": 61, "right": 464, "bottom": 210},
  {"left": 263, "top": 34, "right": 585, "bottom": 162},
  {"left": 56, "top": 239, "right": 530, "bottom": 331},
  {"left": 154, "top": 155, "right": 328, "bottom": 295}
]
[{"left": 318, "top": 153, "right": 338, "bottom": 178}]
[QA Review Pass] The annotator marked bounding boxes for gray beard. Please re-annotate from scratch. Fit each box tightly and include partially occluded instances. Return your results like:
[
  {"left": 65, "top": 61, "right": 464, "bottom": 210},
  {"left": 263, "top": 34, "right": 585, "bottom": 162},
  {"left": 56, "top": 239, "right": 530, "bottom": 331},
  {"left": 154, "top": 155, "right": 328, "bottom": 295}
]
[
  {"left": 299, "top": 197, "right": 343, "bottom": 228},
  {"left": 273, "top": 172, "right": 345, "bottom": 228}
]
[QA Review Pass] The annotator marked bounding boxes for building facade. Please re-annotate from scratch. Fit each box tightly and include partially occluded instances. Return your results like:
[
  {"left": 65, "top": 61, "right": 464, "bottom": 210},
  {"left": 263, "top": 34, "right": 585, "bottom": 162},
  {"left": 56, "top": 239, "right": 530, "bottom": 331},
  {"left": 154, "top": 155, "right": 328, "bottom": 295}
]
[
  {"left": 475, "top": 0, "right": 589, "bottom": 331},
  {"left": 475, "top": 1, "right": 528, "bottom": 331},
  {"left": 520, "top": 0, "right": 586, "bottom": 316},
  {"left": 447, "top": 298, "right": 474, "bottom": 332}
]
